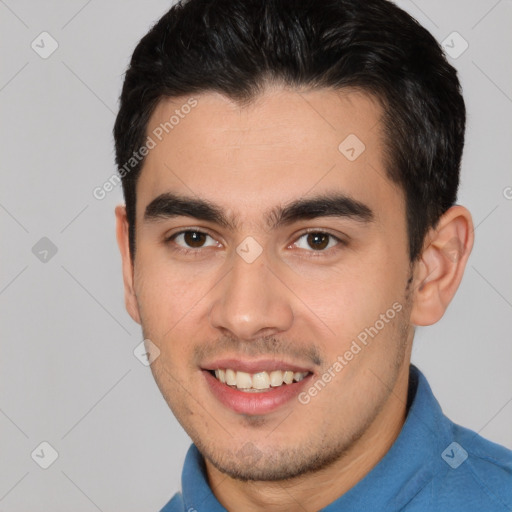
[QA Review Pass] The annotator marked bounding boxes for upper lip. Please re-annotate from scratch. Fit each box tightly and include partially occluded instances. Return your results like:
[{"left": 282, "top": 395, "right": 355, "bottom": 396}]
[{"left": 201, "top": 358, "right": 313, "bottom": 374}]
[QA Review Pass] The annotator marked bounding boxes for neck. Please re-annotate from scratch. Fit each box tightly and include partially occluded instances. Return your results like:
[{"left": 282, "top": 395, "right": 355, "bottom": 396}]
[{"left": 205, "top": 358, "right": 412, "bottom": 512}]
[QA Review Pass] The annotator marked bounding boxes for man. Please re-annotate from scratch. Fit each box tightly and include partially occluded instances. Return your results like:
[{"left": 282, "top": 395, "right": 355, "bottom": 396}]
[{"left": 113, "top": 0, "right": 512, "bottom": 510}]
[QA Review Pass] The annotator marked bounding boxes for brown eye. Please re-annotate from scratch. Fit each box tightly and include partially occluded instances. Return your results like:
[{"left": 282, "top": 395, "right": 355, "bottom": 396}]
[
  {"left": 293, "top": 232, "right": 341, "bottom": 252},
  {"left": 168, "top": 230, "right": 218, "bottom": 250},
  {"left": 183, "top": 231, "right": 207, "bottom": 248},
  {"left": 307, "top": 233, "right": 329, "bottom": 250}
]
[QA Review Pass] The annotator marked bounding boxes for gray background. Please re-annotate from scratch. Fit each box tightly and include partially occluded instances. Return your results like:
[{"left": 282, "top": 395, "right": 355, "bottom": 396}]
[{"left": 0, "top": 0, "right": 511, "bottom": 510}]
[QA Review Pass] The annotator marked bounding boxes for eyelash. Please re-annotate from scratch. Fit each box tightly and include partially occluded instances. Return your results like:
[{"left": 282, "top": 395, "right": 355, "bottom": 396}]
[
  {"left": 164, "top": 229, "right": 347, "bottom": 257},
  {"left": 164, "top": 230, "right": 221, "bottom": 257}
]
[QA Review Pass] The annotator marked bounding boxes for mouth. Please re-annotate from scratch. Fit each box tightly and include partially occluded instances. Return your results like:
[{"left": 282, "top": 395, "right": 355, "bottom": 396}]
[
  {"left": 201, "top": 359, "right": 314, "bottom": 415},
  {"left": 208, "top": 368, "right": 310, "bottom": 392}
]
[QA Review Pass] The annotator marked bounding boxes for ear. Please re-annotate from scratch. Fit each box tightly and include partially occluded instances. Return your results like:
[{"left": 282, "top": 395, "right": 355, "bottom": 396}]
[
  {"left": 410, "top": 205, "right": 474, "bottom": 326},
  {"left": 115, "top": 205, "right": 141, "bottom": 325}
]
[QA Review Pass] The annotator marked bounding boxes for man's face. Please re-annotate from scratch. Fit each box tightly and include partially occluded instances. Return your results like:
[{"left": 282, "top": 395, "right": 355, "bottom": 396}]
[{"left": 127, "top": 87, "right": 415, "bottom": 480}]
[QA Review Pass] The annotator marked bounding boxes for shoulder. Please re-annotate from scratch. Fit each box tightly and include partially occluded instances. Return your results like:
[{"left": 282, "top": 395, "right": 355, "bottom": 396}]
[
  {"left": 456, "top": 423, "right": 512, "bottom": 500},
  {"left": 428, "top": 421, "right": 512, "bottom": 511},
  {"left": 159, "top": 491, "right": 185, "bottom": 512},
  {"left": 405, "top": 366, "right": 512, "bottom": 511}
]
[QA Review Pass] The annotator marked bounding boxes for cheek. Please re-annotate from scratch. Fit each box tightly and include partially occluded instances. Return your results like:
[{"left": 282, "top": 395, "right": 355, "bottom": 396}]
[
  {"left": 134, "top": 255, "right": 211, "bottom": 329},
  {"left": 133, "top": 255, "right": 219, "bottom": 374},
  {"left": 292, "top": 262, "right": 395, "bottom": 334},
  {"left": 284, "top": 248, "right": 408, "bottom": 362}
]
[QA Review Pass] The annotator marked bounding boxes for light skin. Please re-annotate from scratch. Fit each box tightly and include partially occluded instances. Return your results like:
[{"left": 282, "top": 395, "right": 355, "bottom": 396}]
[{"left": 115, "top": 86, "right": 474, "bottom": 512}]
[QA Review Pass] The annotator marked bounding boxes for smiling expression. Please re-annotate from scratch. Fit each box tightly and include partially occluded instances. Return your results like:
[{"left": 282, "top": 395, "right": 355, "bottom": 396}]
[{"left": 121, "top": 86, "right": 416, "bottom": 481}]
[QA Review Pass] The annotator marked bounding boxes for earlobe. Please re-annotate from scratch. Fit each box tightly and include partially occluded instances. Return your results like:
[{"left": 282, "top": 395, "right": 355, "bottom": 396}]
[
  {"left": 410, "top": 205, "right": 474, "bottom": 326},
  {"left": 115, "top": 205, "right": 141, "bottom": 325}
]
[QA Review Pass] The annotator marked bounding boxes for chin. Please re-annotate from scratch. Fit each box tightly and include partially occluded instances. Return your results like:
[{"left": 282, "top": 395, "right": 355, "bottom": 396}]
[{"left": 197, "top": 436, "right": 352, "bottom": 482}]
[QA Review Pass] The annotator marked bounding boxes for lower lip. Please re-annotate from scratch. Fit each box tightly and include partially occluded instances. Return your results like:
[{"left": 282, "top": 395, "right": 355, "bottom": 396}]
[{"left": 203, "top": 370, "right": 312, "bottom": 415}]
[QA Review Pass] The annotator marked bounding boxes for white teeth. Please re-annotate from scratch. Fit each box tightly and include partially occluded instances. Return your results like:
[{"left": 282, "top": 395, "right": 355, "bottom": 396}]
[
  {"left": 293, "top": 371, "right": 306, "bottom": 382},
  {"left": 269, "top": 370, "right": 284, "bottom": 387},
  {"left": 213, "top": 368, "right": 309, "bottom": 390},
  {"left": 252, "top": 372, "right": 270, "bottom": 390},
  {"left": 225, "top": 368, "right": 237, "bottom": 386},
  {"left": 235, "top": 371, "right": 252, "bottom": 389},
  {"left": 283, "top": 371, "right": 294, "bottom": 384}
]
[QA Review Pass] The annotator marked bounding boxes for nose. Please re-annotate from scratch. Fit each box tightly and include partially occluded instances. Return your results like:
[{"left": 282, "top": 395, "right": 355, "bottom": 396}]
[{"left": 208, "top": 248, "right": 294, "bottom": 341}]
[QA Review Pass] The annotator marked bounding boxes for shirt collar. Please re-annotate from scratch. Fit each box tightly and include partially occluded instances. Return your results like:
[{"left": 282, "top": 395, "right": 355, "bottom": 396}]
[{"left": 180, "top": 364, "right": 451, "bottom": 511}]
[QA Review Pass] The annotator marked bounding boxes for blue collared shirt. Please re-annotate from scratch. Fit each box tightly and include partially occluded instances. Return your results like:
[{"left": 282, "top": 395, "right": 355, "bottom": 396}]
[{"left": 160, "top": 364, "right": 512, "bottom": 511}]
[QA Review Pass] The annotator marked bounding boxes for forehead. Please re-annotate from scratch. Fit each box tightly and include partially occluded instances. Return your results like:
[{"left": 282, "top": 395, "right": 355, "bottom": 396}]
[{"left": 137, "top": 87, "right": 403, "bottom": 225}]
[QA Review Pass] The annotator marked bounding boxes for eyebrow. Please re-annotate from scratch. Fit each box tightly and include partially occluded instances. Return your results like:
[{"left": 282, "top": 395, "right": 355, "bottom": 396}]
[{"left": 143, "top": 192, "right": 374, "bottom": 230}]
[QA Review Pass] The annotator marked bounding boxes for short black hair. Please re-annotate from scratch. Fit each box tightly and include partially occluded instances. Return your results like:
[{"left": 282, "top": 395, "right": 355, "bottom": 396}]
[{"left": 113, "top": 0, "right": 465, "bottom": 263}]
